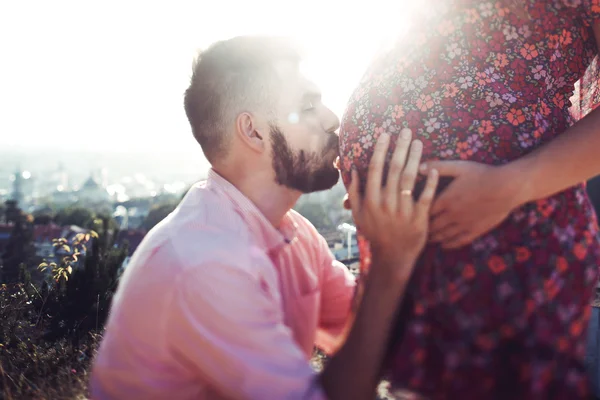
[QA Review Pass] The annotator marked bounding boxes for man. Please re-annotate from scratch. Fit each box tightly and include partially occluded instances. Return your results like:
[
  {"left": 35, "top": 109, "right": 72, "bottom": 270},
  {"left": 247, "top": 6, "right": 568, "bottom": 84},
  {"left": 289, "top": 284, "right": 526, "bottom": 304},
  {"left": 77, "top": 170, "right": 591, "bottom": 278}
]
[{"left": 90, "top": 35, "right": 439, "bottom": 399}]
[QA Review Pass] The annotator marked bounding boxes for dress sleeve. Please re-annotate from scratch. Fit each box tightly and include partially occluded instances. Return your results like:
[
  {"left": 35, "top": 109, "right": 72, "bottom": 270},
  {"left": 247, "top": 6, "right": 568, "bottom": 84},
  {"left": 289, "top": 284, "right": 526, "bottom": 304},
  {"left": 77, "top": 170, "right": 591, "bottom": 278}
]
[{"left": 565, "top": 1, "right": 600, "bottom": 120}]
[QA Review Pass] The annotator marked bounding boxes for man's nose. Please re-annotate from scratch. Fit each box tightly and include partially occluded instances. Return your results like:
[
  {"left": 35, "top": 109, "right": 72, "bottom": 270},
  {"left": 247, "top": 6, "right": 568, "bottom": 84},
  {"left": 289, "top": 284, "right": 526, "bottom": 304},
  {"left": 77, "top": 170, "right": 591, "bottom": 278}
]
[{"left": 322, "top": 106, "right": 340, "bottom": 134}]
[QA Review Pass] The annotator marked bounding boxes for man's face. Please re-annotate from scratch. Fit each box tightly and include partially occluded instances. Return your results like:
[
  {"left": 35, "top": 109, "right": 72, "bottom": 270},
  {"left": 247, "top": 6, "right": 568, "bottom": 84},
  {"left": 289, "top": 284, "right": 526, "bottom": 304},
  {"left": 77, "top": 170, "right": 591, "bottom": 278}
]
[{"left": 267, "top": 63, "right": 341, "bottom": 193}]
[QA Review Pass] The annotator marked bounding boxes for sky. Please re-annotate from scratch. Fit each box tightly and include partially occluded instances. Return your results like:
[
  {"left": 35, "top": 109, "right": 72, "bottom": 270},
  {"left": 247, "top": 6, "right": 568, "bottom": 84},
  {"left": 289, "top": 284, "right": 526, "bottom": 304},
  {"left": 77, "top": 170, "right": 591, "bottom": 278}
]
[{"left": 0, "top": 0, "right": 410, "bottom": 158}]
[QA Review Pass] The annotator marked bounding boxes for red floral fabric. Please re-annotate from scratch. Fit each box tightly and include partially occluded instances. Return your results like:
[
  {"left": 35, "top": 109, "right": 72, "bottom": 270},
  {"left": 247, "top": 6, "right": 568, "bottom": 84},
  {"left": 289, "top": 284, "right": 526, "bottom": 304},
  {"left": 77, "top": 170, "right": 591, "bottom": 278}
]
[{"left": 340, "top": 1, "right": 600, "bottom": 398}]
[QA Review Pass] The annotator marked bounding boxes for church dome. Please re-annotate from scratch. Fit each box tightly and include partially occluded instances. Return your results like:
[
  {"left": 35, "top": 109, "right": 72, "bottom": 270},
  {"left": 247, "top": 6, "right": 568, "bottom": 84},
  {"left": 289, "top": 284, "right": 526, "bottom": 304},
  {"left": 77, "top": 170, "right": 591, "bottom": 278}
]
[{"left": 81, "top": 176, "right": 100, "bottom": 190}]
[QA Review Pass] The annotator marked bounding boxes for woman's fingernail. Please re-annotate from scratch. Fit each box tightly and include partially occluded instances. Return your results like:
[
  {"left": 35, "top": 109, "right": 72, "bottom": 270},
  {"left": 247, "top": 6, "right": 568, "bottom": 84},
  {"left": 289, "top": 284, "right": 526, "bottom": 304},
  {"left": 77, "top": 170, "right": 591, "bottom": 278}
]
[
  {"left": 401, "top": 128, "right": 412, "bottom": 140},
  {"left": 419, "top": 163, "right": 428, "bottom": 173}
]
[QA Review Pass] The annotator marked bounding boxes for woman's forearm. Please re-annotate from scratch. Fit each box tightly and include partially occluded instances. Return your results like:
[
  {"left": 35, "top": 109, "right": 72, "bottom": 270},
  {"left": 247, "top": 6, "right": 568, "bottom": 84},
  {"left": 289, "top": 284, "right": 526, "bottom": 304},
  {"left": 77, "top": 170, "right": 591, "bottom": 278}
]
[
  {"left": 504, "top": 106, "right": 600, "bottom": 205},
  {"left": 505, "top": 22, "right": 600, "bottom": 205}
]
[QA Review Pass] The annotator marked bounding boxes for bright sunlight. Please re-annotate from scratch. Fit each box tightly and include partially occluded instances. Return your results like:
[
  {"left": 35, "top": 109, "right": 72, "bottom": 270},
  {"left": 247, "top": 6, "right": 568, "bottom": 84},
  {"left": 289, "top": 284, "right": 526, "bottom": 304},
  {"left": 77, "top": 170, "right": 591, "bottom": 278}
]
[{"left": 0, "top": 0, "right": 410, "bottom": 156}]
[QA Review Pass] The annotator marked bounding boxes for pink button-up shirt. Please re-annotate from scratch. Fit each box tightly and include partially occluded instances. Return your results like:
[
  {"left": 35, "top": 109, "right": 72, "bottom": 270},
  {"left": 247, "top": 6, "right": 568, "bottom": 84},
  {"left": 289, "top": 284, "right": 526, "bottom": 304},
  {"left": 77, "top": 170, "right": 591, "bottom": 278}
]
[{"left": 91, "top": 170, "right": 356, "bottom": 400}]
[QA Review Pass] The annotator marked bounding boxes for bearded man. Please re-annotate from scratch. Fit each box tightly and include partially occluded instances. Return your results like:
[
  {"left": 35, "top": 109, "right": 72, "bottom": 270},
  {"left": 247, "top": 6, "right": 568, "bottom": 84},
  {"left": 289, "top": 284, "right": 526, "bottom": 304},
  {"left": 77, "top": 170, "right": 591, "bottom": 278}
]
[{"left": 90, "top": 36, "right": 438, "bottom": 400}]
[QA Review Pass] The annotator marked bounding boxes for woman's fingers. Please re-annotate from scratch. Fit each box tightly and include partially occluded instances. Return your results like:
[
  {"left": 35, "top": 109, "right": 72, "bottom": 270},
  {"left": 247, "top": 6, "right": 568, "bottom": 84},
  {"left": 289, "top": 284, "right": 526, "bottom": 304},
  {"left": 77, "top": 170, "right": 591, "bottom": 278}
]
[
  {"left": 349, "top": 133, "right": 434, "bottom": 229},
  {"left": 398, "top": 140, "right": 423, "bottom": 215},
  {"left": 384, "top": 129, "right": 412, "bottom": 212},
  {"left": 415, "top": 168, "right": 439, "bottom": 226},
  {"left": 365, "top": 133, "right": 390, "bottom": 208}
]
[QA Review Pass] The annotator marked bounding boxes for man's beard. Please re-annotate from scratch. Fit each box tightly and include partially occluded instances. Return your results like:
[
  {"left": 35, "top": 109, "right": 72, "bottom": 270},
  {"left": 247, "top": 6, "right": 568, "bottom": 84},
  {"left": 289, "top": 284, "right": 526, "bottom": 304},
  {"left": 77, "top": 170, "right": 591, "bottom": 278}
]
[{"left": 269, "top": 124, "right": 339, "bottom": 193}]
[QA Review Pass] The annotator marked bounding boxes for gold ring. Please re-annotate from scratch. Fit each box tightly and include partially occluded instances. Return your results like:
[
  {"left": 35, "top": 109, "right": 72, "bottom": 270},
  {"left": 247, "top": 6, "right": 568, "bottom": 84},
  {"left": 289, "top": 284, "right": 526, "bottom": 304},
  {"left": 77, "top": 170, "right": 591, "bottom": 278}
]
[{"left": 401, "top": 189, "right": 412, "bottom": 196}]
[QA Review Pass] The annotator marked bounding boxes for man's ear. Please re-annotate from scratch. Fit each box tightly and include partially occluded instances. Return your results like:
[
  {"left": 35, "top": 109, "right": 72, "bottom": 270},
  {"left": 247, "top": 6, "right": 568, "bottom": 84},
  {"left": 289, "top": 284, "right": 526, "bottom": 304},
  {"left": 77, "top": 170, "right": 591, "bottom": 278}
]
[{"left": 236, "top": 112, "right": 266, "bottom": 153}]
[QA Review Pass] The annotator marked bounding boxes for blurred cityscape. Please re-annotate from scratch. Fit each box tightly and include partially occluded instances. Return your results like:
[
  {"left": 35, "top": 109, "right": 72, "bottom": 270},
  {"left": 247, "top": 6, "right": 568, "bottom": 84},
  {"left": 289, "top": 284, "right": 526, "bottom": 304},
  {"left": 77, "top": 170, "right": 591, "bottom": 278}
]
[
  {"left": 0, "top": 148, "right": 359, "bottom": 280},
  {"left": 0, "top": 148, "right": 210, "bottom": 212}
]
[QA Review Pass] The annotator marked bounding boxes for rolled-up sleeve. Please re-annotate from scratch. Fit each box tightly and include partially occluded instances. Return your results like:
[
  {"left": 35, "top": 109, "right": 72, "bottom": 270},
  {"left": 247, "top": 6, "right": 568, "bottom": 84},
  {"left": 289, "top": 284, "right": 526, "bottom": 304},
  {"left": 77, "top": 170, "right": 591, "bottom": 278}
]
[{"left": 167, "top": 260, "right": 326, "bottom": 400}]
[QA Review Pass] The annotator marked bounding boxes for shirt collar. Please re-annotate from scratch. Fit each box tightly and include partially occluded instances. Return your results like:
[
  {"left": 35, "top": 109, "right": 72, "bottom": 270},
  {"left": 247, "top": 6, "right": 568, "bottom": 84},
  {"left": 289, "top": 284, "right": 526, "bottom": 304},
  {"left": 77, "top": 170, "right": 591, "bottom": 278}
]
[{"left": 205, "top": 169, "right": 298, "bottom": 252}]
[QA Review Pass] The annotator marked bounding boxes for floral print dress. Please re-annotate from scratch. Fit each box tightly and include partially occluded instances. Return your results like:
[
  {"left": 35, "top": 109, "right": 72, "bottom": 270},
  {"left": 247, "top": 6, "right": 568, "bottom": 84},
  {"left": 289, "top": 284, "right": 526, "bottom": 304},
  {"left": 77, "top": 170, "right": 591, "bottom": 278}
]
[{"left": 340, "top": 1, "right": 600, "bottom": 398}]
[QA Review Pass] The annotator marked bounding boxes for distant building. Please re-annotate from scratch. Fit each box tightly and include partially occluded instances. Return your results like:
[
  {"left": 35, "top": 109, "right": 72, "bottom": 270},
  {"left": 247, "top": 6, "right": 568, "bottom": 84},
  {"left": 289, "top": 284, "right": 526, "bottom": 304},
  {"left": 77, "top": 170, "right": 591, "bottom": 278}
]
[
  {"left": 116, "top": 198, "right": 153, "bottom": 229},
  {"left": 10, "top": 166, "right": 24, "bottom": 207},
  {"left": 329, "top": 237, "right": 360, "bottom": 261},
  {"left": 57, "top": 162, "right": 70, "bottom": 191},
  {"left": 322, "top": 229, "right": 360, "bottom": 262},
  {"left": 50, "top": 188, "right": 78, "bottom": 207},
  {"left": 77, "top": 173, "right": 111, "bottom": 205}
]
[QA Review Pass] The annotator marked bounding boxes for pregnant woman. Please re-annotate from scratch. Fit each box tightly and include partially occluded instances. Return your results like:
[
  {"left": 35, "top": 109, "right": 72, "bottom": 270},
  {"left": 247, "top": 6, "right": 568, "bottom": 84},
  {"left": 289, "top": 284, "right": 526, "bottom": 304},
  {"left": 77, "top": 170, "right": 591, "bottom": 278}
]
[{"left": 340, "top": 1, "right": 600, "bottom": 398}]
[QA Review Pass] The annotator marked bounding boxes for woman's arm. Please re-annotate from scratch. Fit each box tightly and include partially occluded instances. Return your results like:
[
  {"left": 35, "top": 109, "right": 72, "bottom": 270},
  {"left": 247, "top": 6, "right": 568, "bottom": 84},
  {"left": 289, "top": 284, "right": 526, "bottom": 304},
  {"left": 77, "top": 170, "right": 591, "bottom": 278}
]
[
  {"left": 421, "top": 22, "right": 600, "bottom": 249},
  {"left": 504, "top": 22, "right": 600, "bottom": 203}
]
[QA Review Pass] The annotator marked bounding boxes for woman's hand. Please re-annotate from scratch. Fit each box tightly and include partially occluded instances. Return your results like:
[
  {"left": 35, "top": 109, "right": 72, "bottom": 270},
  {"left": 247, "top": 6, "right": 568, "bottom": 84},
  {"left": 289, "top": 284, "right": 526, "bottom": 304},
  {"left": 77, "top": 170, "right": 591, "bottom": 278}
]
[
  {"left": 420, "top": 160, "right": 523, "bottom": 249},
  {"left": 347, "top": 131, "right": 439, "bottom": 271}
]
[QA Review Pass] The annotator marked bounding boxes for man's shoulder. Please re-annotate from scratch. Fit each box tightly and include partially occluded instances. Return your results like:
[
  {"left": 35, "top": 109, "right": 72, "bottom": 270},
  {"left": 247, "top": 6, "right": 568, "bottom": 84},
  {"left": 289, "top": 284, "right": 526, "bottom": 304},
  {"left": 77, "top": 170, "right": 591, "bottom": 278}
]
[
  {"left": 110, "top": 216, "right": 268, "bottom": 312},
  {"left": 142, "top": 186, "right": 260, "bottom": 270},
  {"left": 123, "top": 223, "right": 263, "bottom": 293},
  {"left": 165, "top": 225, "right": 258, "bottom": 274}
]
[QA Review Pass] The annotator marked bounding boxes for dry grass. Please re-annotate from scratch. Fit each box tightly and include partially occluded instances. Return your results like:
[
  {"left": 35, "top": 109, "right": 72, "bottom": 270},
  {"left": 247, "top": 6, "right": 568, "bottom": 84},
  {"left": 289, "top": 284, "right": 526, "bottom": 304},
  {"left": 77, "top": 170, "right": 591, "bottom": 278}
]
[{"left": 0, "top": 332, "right": 100, "bottom": 400}]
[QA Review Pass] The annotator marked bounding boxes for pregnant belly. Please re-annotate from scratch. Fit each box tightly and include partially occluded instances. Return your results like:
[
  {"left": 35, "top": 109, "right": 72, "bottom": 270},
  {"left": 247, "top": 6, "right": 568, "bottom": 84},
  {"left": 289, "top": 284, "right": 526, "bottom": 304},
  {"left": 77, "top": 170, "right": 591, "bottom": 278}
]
[
  {"left": 339, "top": 75, "right": 564, "bottom": 199},
  {"left": 340, "top": 44, "right": 566, "bottom": 183}
]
